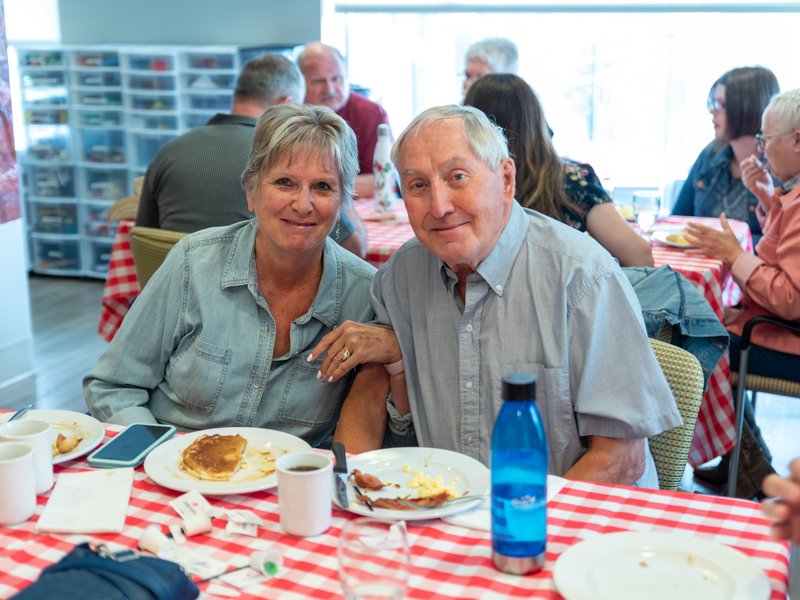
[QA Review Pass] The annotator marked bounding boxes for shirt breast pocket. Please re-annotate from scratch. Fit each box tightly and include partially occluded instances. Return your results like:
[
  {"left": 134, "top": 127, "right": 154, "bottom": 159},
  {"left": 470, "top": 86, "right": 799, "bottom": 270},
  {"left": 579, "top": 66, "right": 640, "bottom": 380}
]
[
  {"left": 277, "top": 354, "right": 348, "bottom": 428},
  {"left": 491, "top": 361, "right": 573, "bottom": 456},
  {"left": 166, "top": 337, "right": 232, "bottom": 415}
]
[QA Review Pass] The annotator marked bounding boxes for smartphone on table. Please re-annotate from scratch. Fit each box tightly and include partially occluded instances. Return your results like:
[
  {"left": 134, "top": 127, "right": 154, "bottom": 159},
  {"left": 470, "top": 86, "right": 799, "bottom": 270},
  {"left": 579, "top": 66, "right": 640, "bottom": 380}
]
[{"left": 87, "top": 423, "right": 176, "bottom": 468}]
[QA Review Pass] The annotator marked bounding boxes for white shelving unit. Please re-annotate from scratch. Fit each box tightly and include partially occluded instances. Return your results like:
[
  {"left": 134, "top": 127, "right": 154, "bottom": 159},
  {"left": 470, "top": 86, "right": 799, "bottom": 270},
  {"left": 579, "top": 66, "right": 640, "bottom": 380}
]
[{"left": 15, "top": 43, "right": 248, "bottom": 278}]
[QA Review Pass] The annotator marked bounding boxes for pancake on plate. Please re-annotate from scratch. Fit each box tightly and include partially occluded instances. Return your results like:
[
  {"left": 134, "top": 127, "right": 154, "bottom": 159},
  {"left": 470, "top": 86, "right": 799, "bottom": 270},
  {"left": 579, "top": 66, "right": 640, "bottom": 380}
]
[
  {"left": 179, "top": 433, "right": 247, "bottom": 481},
  {"left": 666, "top": 229, "right": 691, "bottom": 246}
]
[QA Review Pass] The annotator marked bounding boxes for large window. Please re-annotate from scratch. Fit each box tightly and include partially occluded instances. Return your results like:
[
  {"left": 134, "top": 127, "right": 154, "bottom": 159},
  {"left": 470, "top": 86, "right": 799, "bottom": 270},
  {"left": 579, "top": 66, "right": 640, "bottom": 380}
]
[{"left": 326, "top": 5, "right": 800, "bottom": 188}]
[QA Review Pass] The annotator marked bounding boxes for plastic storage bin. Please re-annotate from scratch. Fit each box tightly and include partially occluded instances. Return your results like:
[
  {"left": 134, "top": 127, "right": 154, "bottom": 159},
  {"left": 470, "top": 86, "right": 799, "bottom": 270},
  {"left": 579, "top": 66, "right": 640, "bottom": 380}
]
[
  {"left": 127, "top": 92, "right": 177, "bottom": 111},
  {"left": 21, "top": 70, "right": 66, "bottom": 88},
  {"left": 81, "top": 202, "right": 118, "bottom": 239},
  {"left": 130, "top": 131, "right": 175, "bottom": 169},
  {"left": 32, "top": 236, "right": 81, "bottom": 273},
  {"left": 25, "top": 165, "right": 75, "bottom": 198},
  {"left": 74, "top": 89, "right": 123, "bottom": 107},
  {"left": 26, "top": 126, "right": 72, "bottom": 162},
  {"left": 128, "top": 112, "right": 179, "bottom": 131},
  {"left": 29, "top": 200, "right": 78, "bottom": 234},
  {"left": 183, "top": 91, "right": 231, "bottom": 112},
  {"left": 182, "top": 51, "right": 236, "bottom": 71},
  {"left": 72, "top": 70, "right": 121, "bottom": 88},
  {"left": 123, "top": 52, "right": 175, "bottom": 72},
  {"left": 25, "top": 108, "right": 68, "bottom": 125},
  {"left": 18, "top": 49, "right": 65, "bottom": 67},
  {"left": 79, "top": 166, "right": 128, "bottom": 200},
  {"left": 83, "top": 239, "right": 114, "bottom": 274},
  {"left": 77, "top": 129, "right": 126, "bottom": 164},
  {"left": 74, "top": 109, "right": 124, "bottom": 128},
  {"left": 71, "top": 49, "right": 119, "bottom": 68},
  {"left": 125, "top": 73, "right": 176, "bottom": 91}
]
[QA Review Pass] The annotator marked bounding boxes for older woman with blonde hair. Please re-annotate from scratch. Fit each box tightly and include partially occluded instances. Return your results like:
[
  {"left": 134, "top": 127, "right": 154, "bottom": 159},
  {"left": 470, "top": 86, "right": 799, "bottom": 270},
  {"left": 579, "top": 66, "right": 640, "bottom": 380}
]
[{"left": 85, "top": 104, "right": 387, "bottom": 448}]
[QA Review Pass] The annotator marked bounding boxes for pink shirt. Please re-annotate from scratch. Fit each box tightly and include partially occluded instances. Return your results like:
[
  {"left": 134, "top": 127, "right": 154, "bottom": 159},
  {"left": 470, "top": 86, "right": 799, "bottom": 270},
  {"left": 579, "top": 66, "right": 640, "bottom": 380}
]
[{"left": 727, "top": 184, "right": 800, "bottom": 355}]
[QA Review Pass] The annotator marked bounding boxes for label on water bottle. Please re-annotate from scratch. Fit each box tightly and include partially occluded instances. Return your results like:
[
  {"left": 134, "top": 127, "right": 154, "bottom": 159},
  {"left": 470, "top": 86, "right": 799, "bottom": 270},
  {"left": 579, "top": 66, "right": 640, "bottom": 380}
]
[{"left": 373, "top": 160, "right": 395, "bottom": 212}]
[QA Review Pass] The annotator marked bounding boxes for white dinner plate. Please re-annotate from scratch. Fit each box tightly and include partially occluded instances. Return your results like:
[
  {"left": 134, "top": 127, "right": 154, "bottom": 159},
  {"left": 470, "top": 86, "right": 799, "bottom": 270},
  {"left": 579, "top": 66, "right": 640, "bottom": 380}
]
[
  {"left": 0, "top": 409, "right": 105, "bottom": 465},
  {"left": 553, "top": 531, "right": 769, "bottom": 600},
  {"left": 333, "top": 447, "right": 490, "bottom": 521},
  {"left": 651, "top": 228, "right": 696, "bottom": 248},
  {"left": 143, "top": 427, "right": 310, "bottom": 496}
]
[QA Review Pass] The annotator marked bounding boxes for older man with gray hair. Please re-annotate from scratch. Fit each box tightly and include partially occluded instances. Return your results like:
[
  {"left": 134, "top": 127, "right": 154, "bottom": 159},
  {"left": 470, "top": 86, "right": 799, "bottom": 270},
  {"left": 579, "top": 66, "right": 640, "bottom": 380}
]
[
  {"left": 137, "top": 53, "right": 365, "bottom": 256},
  {"left": 316, "top": 105, "right": 681, "bottom": 488},
  {"left": 462, "top": 37, "right": 519, "bottom": 93}
]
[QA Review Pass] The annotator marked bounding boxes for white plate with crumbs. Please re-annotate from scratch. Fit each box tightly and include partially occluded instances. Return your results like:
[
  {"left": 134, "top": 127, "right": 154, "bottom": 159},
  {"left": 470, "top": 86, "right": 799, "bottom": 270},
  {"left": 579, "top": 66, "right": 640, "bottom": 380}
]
[
  {"left": 143, "top": 427, "right": 310, "bottom": 495},
  {"left": 334, "top": 447, "right": 490, "bottom": 521},
  {"left": 553, "top": 531, "right": 769, "bottom": 600},
  {"left": 0, "top": 409, "right": 105, "bottom": 465}
]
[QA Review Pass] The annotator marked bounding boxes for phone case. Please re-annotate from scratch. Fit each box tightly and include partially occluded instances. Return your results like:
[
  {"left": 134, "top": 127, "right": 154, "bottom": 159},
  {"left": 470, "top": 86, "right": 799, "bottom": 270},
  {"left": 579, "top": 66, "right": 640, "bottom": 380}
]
[{"left": 87, "top": 423, "right": 176, "bottom": 468}]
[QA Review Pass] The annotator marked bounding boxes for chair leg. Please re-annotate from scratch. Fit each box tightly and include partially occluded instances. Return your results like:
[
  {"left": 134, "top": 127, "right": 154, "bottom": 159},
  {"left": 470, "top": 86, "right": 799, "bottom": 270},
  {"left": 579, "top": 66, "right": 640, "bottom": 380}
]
[{"left": 727, "top": 350, "right": 750, "bottom": 497}]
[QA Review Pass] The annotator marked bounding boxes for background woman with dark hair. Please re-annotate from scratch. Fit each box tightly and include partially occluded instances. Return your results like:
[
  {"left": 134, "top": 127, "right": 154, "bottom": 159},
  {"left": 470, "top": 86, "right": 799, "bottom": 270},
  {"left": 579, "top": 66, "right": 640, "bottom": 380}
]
[
  {"left": 464, "top": 73, "right": 653, "bottom": 267},
  {"left": 673, "top": 66, "right": 780, "bottom": 243}
]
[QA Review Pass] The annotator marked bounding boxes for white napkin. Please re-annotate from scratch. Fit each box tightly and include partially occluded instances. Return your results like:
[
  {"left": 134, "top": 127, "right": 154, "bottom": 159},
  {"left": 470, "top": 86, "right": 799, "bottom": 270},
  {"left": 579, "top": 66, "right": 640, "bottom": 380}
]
[
  {"left": 441, "top": 474, "right": 568, "bottom": 531},
  {"left": 37, "top": 468, "right": 134, "bottom": 534}
]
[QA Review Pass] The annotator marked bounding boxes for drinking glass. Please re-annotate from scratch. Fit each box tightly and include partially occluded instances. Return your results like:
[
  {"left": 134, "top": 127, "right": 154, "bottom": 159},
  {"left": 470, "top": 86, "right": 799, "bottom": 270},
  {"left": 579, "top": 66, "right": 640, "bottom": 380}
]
[
  {"left": 632, "top": 191, "right": 661, "bottom": 240},
  {"left": 339, "top": 518, "right": 410, "bottom": 600}
]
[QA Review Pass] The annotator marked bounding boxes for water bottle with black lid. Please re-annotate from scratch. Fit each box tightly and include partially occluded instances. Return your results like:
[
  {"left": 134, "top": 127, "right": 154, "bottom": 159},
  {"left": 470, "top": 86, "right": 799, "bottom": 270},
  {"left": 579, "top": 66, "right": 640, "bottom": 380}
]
[{"left": 491, "top": 373, "right": 547, "bottom": 575}]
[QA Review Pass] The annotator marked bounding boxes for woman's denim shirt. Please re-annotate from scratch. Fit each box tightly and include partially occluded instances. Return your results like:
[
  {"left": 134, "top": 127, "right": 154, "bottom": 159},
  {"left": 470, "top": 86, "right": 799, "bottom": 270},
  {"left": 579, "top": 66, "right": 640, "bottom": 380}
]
[
  {"left": 84, "top": 220, "right": 376, "bottom": 448},
  {"left": 623, "top": 265, "right": 729, "bottom": 389}
]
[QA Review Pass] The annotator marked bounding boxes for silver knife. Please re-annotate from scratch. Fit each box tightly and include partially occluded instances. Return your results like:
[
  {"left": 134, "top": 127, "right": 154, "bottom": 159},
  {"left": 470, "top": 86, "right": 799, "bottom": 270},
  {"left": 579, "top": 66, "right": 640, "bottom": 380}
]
[{"left": 332, "top": 442, "right": 350, "bottom": 507}]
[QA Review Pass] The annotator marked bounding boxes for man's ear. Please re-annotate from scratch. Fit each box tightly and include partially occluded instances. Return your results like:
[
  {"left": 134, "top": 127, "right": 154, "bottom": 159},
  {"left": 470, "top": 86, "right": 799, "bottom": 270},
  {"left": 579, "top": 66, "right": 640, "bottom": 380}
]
[
  {"left": 246, "top": 190, "right": 255, "bottom": 213},
  {"left": 501, "top": 157, "right": 516, "bottom": 202}
]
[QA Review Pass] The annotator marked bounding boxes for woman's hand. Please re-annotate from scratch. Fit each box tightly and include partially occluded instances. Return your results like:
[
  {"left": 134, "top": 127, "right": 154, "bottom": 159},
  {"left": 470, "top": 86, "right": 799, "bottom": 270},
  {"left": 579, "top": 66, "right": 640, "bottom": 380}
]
[
  {"left": 308, "top": 321, "right": 401, "bottom": 383},
  {"left": 685, "top": 213, "right": 744, "bottom": 266},
  {"left": 761, "top": 458, "right": 800, "bottom": 544}
]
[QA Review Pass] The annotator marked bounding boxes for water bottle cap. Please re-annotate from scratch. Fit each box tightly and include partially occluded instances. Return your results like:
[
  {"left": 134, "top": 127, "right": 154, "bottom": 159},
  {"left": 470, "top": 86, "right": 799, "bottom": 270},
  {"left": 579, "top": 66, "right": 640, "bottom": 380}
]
[
  {"left": 502, "top": 373, "right": 536, "bottom": 401},
  {"left": 377, "top": 123, "right": 390, "bottom": 136}
]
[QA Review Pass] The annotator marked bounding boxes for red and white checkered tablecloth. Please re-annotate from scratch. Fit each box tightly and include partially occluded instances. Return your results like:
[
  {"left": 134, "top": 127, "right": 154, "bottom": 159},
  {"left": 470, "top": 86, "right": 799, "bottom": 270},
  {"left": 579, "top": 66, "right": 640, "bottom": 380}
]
[
  {"left": 649, "top": 216, "right": 753, "bottom": 467},
  {"left": 98, "top": 219, "right": 139, "bottom": 342},
  {"left": 0, "top": 424, "right": 789, "bottom": 599}
]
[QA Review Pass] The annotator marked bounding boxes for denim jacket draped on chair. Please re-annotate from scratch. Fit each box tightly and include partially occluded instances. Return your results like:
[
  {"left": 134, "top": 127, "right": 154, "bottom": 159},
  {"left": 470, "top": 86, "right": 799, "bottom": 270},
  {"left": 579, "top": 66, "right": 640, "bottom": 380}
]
[{"left": 624, "top": 266, "right": 729, "bottom": 389}]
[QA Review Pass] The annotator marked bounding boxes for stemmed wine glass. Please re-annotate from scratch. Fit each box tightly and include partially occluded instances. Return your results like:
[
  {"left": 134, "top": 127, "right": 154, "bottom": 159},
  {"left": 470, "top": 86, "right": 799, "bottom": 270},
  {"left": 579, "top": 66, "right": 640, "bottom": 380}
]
[{"left": 632, "top": 191, "right": 662, "bottom": 241}]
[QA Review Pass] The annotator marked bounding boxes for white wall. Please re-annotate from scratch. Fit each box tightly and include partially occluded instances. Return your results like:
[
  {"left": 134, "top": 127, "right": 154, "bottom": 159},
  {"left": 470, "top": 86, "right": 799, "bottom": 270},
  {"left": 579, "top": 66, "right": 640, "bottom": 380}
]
[
  {"left": 0, "top": 220, "right": 35, "bottom": 404},
  {"left": 4, "top": 0, "right": 60, "bottom": 41},
  {"left": 58, "top": 0, "right": 320, "bottom": 45}
]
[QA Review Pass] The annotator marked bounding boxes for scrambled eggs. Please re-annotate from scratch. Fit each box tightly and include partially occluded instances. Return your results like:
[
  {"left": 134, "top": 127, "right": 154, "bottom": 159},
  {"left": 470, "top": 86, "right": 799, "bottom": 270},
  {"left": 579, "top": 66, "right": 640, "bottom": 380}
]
[{"left": 402, "top": 465, "right": 461, "bottom": 498}]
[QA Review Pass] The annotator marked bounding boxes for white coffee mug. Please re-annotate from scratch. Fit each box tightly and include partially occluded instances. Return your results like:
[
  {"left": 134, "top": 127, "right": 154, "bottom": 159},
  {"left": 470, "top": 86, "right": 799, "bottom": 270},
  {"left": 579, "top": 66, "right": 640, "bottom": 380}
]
[
  {"left": 277, "top": 452, "right": 333, "bottom": 537},
  {"left": 0, "top": 442, "right": 37, "bottom": 525},
  {"left": 0, "top": 419, "right": 54, "bottom": 495}
]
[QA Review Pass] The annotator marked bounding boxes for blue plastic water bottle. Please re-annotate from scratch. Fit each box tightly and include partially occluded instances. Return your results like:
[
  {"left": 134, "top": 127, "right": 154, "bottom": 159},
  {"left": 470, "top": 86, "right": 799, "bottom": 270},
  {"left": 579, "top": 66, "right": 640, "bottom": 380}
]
[{"left": 491, "top": 373, "right": 547, "bottom": 575}]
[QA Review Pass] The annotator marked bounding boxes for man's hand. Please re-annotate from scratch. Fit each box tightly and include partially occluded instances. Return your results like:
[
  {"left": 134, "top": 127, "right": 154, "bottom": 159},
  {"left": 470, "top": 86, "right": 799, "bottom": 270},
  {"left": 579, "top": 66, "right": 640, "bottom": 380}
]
[
  {"left": 564, "top": 436, "right": 645, "bottom": 485},
  {"left": 685, "top": 213, "right": 744, "bottom": 266},
  {"left": 761, "top": 458, "right": 800, "bottom": 544},
  {"left": 309, "top": 321, "right": 401, "bottom": 383}
]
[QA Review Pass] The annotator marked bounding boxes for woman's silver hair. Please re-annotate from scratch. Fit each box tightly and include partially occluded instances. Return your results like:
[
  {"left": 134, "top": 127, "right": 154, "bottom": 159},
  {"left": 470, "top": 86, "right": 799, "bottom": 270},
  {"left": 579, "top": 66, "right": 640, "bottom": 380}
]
[
  {"left": 764, "top": 88, "right": 800, "bottom": 132},
  {"left": 465, "top": 38, "right": 519, "bottom": 74},
  {"left": 241, "top": 104, "right": 358, "bottom": 204},
  {"left": 391, "top": 104, "right": 509, "bottom": 172}
]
